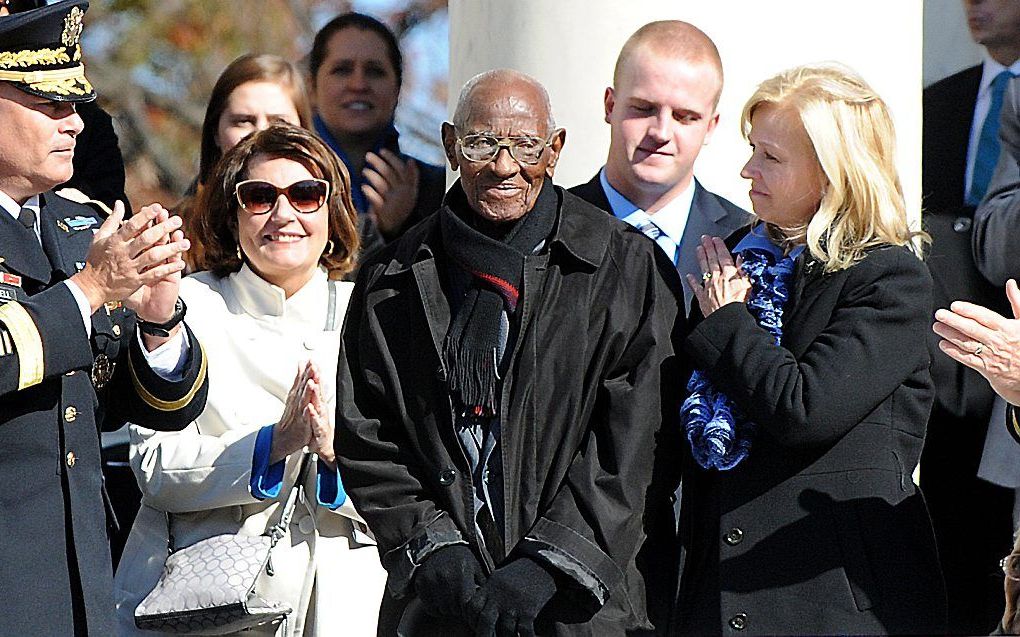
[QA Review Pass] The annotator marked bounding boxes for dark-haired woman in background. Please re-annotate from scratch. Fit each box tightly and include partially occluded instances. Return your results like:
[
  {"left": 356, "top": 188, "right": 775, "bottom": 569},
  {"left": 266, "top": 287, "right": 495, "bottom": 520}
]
[{"left": 309, "top": 12, "right": 446, "bottom": 261}]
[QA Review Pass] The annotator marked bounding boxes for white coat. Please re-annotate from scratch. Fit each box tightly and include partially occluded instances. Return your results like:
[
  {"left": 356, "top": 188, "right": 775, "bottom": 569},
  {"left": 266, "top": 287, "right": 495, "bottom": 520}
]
[{"left": 113, "top": 265, "right": 387, "bottom": 636}]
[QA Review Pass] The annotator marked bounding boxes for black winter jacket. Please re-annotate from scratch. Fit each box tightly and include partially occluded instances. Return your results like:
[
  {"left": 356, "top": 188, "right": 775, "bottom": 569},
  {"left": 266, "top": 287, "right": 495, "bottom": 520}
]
[{"left": 336, "top": 186, "right": 685, "bottom": 635}]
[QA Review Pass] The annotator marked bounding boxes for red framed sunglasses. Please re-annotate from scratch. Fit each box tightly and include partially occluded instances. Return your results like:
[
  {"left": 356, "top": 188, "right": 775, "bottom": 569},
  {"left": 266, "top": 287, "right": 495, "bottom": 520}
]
[{"left": 234, "top": 178, "right": 330, "bottom": 215}]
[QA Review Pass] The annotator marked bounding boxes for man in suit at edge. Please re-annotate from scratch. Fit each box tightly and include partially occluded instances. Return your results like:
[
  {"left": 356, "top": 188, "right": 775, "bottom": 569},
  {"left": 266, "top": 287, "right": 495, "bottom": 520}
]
[
  {"left": 922, "top": 0, "right": 1020, "bottom": 633},
  {"left": 569, "top": 20, "right": 749, "bottom": 312},
  {"left": 0, "top": 2, "right": 209, "bottom": 635}
]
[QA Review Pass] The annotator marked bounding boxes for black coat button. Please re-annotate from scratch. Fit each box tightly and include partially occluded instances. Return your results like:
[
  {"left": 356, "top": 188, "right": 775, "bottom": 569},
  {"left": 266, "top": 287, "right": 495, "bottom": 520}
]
[
  {"left": 438, "top": 468, "right": 456, "bottom": 486},
  {"left": 729, "top": 613, "right": 747, "bottom": 631},
  {"left": 724, "top": 527, "right": 744, "bottom": 546}
]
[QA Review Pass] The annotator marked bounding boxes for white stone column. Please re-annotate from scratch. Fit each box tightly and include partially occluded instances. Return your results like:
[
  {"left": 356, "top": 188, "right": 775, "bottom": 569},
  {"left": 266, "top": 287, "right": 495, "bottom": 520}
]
[{"left": 449, "top": 0, "right": 924, "bottom": 224}]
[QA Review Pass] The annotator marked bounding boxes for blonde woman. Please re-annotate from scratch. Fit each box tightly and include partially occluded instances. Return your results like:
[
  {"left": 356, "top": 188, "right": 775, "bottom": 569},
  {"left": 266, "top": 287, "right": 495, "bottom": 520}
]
[{"left": 674, "top": 64, "right": 946, "bottom": 635}]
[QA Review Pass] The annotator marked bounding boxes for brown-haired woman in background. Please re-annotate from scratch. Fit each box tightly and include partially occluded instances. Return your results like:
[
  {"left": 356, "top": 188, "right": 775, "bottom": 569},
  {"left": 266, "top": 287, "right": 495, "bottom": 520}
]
[
  {"left": 114, "top": 124, "right": 385, "bottom": 636},
  {"left": 181, "top": 53, "right": 312, "bottom": 271}
]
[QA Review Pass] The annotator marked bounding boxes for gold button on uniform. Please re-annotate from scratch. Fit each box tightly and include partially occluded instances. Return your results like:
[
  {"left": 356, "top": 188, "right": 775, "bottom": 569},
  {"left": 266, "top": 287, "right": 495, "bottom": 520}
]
[
  {"left": 112, "top": 324, "right": 121, "bottom": 337},
  {"left": 65, "top": 452, "right": 76, "bottom": 467},
  {"left": 64, "top": 406, "right": 77, "bottom": 422}
]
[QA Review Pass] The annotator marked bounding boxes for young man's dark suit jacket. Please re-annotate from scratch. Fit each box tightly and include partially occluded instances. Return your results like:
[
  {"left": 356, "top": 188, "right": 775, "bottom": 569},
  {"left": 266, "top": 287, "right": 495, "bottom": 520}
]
[
  {"left": 569, "top": 173, "right": 750, "bottom": 311},
  {"left": 0, "top": 193, "right": 209, "bottom": 636},
  {"left": 922, "top": 63, "right": 1014, "bottom": 635}
]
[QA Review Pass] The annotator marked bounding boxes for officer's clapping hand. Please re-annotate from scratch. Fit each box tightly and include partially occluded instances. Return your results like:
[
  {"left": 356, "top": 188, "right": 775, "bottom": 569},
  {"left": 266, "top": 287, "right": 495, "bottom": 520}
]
[{"left": 71, "top": 201, "right": 190, "bottom": 317}]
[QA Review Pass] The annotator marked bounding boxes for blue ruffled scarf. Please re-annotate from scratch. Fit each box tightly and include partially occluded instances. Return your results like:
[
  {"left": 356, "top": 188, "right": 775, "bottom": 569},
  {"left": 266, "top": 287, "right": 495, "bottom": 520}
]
[{"left": 681, "top": 226, "right": 801, "bottom": 470}]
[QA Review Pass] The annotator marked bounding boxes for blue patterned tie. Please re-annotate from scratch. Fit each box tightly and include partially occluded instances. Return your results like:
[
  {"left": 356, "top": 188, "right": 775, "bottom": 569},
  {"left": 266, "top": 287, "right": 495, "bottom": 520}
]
[
  {"left": 634, "top": 218, "right": 677, "bottom": 265},
  {"left": 969, "top": 70, "right": 1015, "bottom": 205}
]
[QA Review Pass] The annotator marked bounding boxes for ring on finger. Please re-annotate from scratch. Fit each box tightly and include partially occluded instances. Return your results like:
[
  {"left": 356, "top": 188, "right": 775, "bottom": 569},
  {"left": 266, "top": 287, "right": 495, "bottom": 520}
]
[{"left": 701, "top": 272, "right": 713, "bottom": 282}]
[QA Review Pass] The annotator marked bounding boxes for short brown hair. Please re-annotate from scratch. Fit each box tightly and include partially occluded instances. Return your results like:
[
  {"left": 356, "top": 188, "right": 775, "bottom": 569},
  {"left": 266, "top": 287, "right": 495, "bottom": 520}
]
[
  {"left": 614, "top": 21, "right": 724, "bottom": 107},
  {"left": 198, "top": 54, "right": 313, "bottom": 187},
  {"left": 191, "top": 123, "right": 360, "bottom": 279}
]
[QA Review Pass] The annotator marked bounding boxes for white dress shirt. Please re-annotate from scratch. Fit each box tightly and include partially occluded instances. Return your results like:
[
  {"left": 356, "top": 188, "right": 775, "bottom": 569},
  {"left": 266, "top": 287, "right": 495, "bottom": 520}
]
[{"left": 599, "top": 167, "right": 695, "bottom": 266}]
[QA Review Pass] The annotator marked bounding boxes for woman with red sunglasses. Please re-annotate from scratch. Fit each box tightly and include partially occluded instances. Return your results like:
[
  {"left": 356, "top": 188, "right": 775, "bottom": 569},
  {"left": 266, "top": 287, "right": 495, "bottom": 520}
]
[{"left": 113, "top": 124, "right": 386, "bottom": 636}]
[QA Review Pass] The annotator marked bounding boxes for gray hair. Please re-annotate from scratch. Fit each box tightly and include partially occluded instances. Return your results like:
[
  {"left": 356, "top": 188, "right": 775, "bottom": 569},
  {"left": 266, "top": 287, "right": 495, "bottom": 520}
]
[{"left": 451, "top": 68, "right": 556, "bottom": 133}]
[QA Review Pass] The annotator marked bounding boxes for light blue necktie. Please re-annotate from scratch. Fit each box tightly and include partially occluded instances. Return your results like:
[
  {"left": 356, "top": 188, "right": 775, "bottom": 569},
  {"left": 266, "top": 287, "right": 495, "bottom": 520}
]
[
  {"left": 634, "top": 218, "right": 678, "bottom": 266},
  {"left": 969, "top": 70, "right": 1015, "bottom": 206}
]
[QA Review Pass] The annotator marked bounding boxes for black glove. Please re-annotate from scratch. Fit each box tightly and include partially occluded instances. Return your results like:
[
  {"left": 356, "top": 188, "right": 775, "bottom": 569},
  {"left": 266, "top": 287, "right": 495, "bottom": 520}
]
[
  {"left": 413, "top": 544, "right": 486, "bottom": 620},
  {"left": 465, "top": 557, "right": 558, "bottom": 637}
]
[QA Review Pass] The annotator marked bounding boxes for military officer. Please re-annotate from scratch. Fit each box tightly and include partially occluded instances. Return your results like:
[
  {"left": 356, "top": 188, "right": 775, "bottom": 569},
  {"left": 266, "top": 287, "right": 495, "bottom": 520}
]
[{"left": 0, "top": 2, "right": 209, "bottom": 635}]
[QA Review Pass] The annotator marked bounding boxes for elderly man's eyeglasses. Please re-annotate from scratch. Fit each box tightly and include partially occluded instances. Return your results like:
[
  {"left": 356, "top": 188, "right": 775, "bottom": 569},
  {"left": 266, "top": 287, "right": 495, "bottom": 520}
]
[
  {"left": 1001, "top": 553, "right": 1020, "bottom": 581},
  {"left": 235, "top": 179, "right": 330, "bottom": 215},
  {"left": 457, "top": 133, "right": 553, "bottom": 165}
]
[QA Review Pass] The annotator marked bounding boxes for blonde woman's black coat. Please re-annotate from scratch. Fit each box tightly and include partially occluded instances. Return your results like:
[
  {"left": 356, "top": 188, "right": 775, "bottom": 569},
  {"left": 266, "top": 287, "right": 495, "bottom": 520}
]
[{"left": 673, "top": 233, "right": 947, "bottom": 636}]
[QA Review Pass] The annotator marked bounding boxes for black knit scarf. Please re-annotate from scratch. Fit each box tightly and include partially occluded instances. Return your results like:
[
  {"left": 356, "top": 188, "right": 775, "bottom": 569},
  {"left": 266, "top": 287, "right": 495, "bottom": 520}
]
[{"left": 439, "top": 180, "right": 558, "bottom": 417}]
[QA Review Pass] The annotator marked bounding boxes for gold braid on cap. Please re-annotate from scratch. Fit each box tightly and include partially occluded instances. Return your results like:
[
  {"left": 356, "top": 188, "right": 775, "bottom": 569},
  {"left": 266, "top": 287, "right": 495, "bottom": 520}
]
[{"left": 0, "top": 48, "right": 70, "bottom": 70}]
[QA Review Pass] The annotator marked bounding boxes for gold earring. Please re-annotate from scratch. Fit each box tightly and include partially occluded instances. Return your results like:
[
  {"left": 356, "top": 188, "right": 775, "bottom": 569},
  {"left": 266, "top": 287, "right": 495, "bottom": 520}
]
[
  {"left": 324, "top": 240, "right": 335, "bottom": 255},
  {"left": 236, "top": 245, "right": 242, "bottom": 260}
]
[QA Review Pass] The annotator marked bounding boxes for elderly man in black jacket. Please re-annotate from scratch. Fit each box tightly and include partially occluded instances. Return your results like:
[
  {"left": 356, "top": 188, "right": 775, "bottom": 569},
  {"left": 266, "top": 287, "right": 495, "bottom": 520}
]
[{"left": 336, "top": 69, "right": 684, "bottom": 636}]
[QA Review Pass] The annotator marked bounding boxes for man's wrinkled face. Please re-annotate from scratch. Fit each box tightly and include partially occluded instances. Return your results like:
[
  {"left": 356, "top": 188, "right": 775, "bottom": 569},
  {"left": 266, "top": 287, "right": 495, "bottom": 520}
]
[
  {"left": 442, "top": 82, "right": 565, "bottom": 224},
  {"left": 0, "top": 82, "right": 83, "bottom": 202}
]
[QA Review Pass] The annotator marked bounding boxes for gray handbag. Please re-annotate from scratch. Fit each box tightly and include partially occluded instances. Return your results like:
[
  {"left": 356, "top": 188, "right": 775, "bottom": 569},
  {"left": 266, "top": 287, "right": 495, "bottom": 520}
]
[{"left": 134, "top": 453, "right": 313, "bottom": 635}]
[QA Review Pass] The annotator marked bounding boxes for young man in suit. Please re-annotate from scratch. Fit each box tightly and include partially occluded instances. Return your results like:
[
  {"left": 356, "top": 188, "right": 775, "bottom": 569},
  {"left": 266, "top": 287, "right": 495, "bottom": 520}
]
[
  {"left": 570, "top": 20, "right": 749, "bottom": 311},
  {"left": 0, "top": 2, "right": 209, "bottom": 634},
  {"left": 922, "top": 0, "right": 1020, "bottom": 633}
]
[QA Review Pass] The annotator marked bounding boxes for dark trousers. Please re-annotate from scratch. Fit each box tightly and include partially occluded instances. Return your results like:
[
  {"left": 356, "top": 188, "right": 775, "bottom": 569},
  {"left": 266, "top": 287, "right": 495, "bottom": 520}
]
[{"left": 921, "top": 404, "right": 1015, "bottom": 636}]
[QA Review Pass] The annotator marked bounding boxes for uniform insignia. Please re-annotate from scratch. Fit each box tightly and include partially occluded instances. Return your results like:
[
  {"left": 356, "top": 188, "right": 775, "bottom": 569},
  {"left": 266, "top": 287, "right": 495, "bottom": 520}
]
[
  {"left": 62, "top": 7, "right": 84, "bottom": 49},
  {"left": 61, "top": 215, "right": 98, "bottom": 232},
  {"left": 104, "top": 300, "right": 122, "bottom": 314},
  {"left": 75, "top": 261, "right": 86, "bottom": 272},
  {"left": 0, "top": 286, "right": 16, "bottom": 304},
  {"left": 91, "top": 352, "right": 115, "bottom": 389},
  {"left": 1, "top": 273, "right": 22, "bottom": 287}
]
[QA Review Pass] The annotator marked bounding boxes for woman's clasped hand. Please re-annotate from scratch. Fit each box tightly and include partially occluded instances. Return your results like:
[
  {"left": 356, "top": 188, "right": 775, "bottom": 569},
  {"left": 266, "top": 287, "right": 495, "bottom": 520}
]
[
  {"left": 271, "top": 360, "right": 336, "bottom": 467},
  {"left": 687, "top": 234, "right": 752, "bottom": 317}
]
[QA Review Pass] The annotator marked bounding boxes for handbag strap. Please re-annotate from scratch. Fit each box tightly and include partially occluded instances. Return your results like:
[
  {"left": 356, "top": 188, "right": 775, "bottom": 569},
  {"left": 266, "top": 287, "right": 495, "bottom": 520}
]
[
  {"left": 325, "top": 279, "right": 339, "bottom": 331},
  {"left": 165, "top": 453, "right": 314, "bottom": 554}
]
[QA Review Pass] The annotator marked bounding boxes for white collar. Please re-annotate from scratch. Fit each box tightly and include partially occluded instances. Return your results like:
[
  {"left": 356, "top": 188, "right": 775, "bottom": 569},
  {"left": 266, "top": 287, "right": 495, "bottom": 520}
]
[
  {"left": 979, "top": 55, "right": 1020, "bottom": 96},
  {"left": 227, "top": 263, "right": 329, "bottom": 325},
  {"left": 599, "top": 167, "right": 696, "bottom": 245},
  {"left": 0, "top": 190, "right": 39, "bottom": 221}
]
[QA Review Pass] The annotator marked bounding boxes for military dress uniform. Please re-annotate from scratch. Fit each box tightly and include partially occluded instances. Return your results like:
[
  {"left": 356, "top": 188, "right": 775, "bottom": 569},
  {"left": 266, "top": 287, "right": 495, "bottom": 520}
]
[{"left": 0, "top": 2, "right": 209, "bottom": 635}]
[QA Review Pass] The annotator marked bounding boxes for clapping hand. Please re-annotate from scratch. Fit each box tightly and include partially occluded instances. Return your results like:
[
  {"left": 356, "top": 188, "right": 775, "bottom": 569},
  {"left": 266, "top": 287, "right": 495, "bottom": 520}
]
[
  {"left": 933, "top": 279, "right": 1020, "bottom": 405},
  {"left": 304, "top": 363, "right": 336, "bottom": 469},
  {"left": 687, "top": 235, "right": 752, "bottom": 317},
  {"left": 363, "top": 149, "right": 420, "bottom": 238},
  {"left": 72, "top": 201, "right": 189, "bottom": 317},
  {"left": 272, "top": 361, "right": 336, "bottom": 467}
]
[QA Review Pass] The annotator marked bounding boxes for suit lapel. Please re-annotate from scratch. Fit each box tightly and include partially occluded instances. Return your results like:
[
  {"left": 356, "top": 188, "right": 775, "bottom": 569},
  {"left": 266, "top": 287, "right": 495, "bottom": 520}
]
[
  {"left": 574, "top": 173, "right": 612, "bottom": 213},
  {"left": 676, "top": 182, "right": 743, "bottom": 308},
  {"left": 39, "top": 194, "right": 77, "bottom": 280},
  {"left": 783, "top": 254, "right": 833, "bottom": 351}
]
